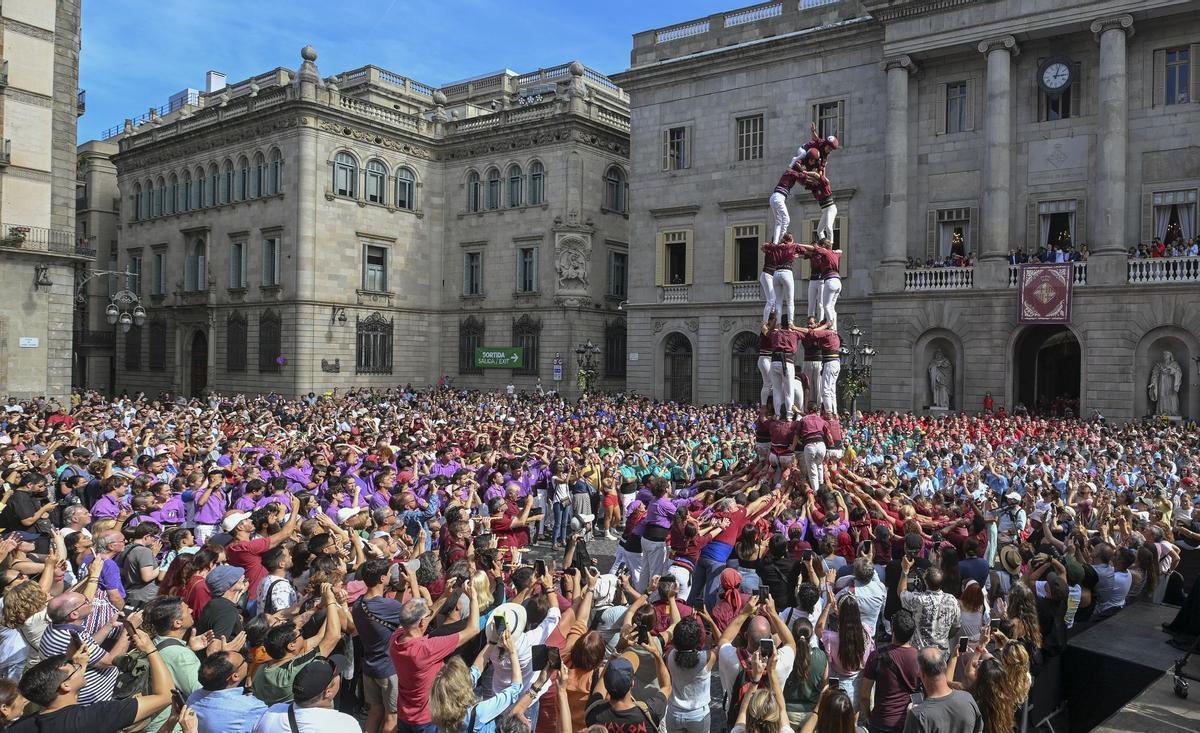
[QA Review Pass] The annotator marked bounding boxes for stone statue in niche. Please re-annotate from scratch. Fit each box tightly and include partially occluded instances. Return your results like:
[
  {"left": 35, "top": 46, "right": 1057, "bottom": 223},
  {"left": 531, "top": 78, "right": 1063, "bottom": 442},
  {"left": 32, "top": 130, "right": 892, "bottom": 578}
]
[
  {"left": 555, "top": 240, "right": 589, "bottom": 291},
  {"left": 1148, "top": 350, "right": 1183, "bottom": 416},
  {"left": 928, "top": 349, "right": 953, "bottom": 409}
]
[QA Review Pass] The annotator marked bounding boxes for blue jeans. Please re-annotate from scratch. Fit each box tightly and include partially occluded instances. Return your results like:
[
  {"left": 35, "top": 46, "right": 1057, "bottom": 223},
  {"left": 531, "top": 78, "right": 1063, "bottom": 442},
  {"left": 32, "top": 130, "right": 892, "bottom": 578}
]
[
  {"left": 689, "top": 555, "right": 730, "bottom": 609},
  {"left": 397, "top": 722, "right": 438, "bottom": 733},
  {"left": 552, "top": 502, "right": 571, "bottom": 543}
]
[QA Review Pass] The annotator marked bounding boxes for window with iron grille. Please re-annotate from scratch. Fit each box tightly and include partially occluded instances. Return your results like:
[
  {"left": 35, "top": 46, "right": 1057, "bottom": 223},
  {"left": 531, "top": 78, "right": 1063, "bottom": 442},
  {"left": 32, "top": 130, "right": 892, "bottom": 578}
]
[
  {"left": 605, "top": 320, "right": 627, "bottom": 378},
  {"left": 512, "top": 315, "right": 541, "bottom": 375},
  {"left": 736, "top": 115, "right": 764, "bottom": 161},
  {"left": 356, "top": 312, "right": 394, "bottom": 374},
  {"left": 459, "top": 317, "right": 484, "bottom": 375},
  {"left": 148, "top": 318, "right": 167, "bottom": 371},
  {"left": 258, "top": 309, "right": 281, "bottom": 372},
  {"left": 227, "top": 311, "right": 247, "bottom": 372}
]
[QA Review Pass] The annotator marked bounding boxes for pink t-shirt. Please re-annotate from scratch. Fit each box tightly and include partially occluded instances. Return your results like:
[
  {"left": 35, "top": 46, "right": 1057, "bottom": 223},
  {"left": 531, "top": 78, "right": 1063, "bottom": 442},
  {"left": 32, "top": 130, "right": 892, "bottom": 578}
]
[
  {"left": 390, "top": 633, "right": 461, "bottom": 724},
  {"left": 822, "top": 623, "right": 876, "bottom": 676}
]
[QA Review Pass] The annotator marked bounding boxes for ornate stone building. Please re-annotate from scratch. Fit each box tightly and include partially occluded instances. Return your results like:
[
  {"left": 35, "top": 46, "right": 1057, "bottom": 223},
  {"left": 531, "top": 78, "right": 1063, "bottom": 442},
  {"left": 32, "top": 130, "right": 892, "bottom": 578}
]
[
  {"left": 108, "top": 49, "right": 630, "bottom": 397},
  {"left": 615, "top": 0, "right": 1200, "bottom": 420},
  {"left": 0, "top": 0, "right": 87, "bottom": 402}
]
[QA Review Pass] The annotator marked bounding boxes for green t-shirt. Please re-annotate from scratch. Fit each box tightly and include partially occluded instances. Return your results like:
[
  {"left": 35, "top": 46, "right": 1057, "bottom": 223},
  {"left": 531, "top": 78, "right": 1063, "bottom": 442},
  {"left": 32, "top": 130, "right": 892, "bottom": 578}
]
[
  {"left": 252, "top": 648, "right": 320, "bottom": 705},
  {"left": 147, "top": 637, "right": 201, "bottom": 733}
]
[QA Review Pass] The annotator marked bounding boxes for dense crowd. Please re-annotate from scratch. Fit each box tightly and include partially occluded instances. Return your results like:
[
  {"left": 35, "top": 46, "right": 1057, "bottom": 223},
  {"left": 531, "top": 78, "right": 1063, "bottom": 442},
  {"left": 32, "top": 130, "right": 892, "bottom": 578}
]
[{"left": 0, "top": 389, "right": 1196, "bottom": 733}]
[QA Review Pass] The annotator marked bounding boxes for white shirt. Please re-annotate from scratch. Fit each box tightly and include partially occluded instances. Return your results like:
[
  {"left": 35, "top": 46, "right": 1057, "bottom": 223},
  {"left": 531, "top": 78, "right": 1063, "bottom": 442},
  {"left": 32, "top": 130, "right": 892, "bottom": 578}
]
[
  {"left": 251, "top": 703, "right": 359, "bottom": 733},
  {"left": 486, "top": 605, "right": 561, "bottom": 695}
]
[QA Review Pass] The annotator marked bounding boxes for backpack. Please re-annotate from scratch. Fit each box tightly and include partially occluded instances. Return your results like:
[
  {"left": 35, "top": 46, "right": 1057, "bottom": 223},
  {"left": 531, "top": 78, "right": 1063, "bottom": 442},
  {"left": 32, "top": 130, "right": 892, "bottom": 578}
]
[
  {"left": 260, "top": 577, "right": 290, "bottom": 616},
  {"left": 584, "top": 696, "right": 664, "bottom": 733},
  {"left": 113, "top": 637, "right": 186, "bottom": 699},
  {"left": 724, "top": 648, "right": 767, "bottom": 731}
]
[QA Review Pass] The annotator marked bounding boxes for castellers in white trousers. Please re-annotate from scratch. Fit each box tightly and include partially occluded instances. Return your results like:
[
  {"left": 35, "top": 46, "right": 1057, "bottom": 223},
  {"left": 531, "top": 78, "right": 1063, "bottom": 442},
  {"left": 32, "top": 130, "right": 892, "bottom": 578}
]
[
  {"left": 769, "top": 360, "right": 796, "bottom": 419},
  {"left": 769, "top": 191, "right": 790, "bottom": 244}
]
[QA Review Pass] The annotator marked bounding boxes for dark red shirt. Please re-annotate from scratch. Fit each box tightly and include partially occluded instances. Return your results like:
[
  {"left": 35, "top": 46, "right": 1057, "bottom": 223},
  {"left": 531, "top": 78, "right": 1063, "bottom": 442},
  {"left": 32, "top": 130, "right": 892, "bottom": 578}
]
[
  {"left": 814, "top": 330, "right": 841, "bottom": 358},
  {"left": 768, "top": 329, "right": 799, "bottom": 357},
  {"left": 809, "top": 247, "right": 841, "bottom": 278}
]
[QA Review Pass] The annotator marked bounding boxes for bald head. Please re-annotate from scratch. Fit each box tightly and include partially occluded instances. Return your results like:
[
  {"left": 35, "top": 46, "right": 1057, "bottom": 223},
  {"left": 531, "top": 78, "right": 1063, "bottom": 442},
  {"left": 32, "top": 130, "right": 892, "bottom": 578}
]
[
  {"left": 744, "top": 615, "right": 772, "bottom": 647},
  {"left": 917, "top": 647, "right": 948, "bottom": 680},
  {"left": 47, "top": 592, "right": 86, "bottom": 624}
]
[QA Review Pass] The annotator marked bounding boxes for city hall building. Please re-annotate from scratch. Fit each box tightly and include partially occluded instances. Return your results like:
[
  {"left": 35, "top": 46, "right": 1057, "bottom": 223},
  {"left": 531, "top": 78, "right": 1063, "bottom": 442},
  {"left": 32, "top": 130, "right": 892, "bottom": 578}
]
[
  {"left": 102, "top": 49, "right": 630, "bottom": 397},
  {"left": 615, "top": 0, "right": 1200, "bottom": 420}
]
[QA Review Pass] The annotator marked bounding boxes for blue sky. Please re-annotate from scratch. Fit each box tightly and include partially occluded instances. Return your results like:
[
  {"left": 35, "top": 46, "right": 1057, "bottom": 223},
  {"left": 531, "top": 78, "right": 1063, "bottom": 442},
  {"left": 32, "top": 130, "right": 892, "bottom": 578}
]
[{"left": 78, "top": 0, "right": 740, "bottom": 141}]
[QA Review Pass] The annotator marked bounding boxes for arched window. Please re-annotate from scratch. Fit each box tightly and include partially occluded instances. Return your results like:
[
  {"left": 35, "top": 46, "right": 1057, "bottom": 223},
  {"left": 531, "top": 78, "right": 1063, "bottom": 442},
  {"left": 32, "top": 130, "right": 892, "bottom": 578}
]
[
  {"left": 365, "top": 159, "right": 387, "bottom": 204},
  {"left": 207, "top": 164, "right": 219, "bottom": 207},
  {"left": 459, "top": 316, "right": 484, "bottom": 375},
  {"left": 132, "top": 183, "right": 142, "bottom": 221},
  {"left": 258, "top": 309, "right": 281, "bottom": 372},
  {"left": 356, "top": 312, "right": 394, "bottom": 374},
  {"left": 185, "top": 238, "right": 206, "bottom": 292},
  {"left": 333, "top": 152, "right": 357, "bottom": 198},
  {"left": 193, "top": 167, "right": 205, "bottom": 209},
  {"left": 395, "top": 167, "right": 415, "bottom": 210},
  {"left": 252, "top": 153, "right": 265, "bottom": 198},
  {"left": 181, "top": 171, "right": 191, "bottom": 213},
  {"left": 166, "top": 174, "right": 178, "bottom": 215},
  {"left": 268, "top": 149, "right": 283, "bottom": 195},
  {"left": 664, "top": 333, "right": 693, "bottom": 404},
  {"left": 506, "top": 164, "right": 522, "bottom": 208},
  {"left": 485, "top": 168, "right": 501, "bottom": 210},
  {"left": 605, "top": 319, "right": 627, "bottom": 378},
  {"left": 226, "top": 311, "right": 247, "bottom": 372},
  {"left": 528, "top": 160, "right": 545, "bottom": 205},
  {"left": 236, "top": 156, "right": 250, "bottom": 201},
  {"left": 466, "top": 171, "right": 481, "bottom": 212},
  {"left": 221, "top": 161, "right": 233, "bottom": 204},
  {"left": 604, "top": 165, "right": 627, "bottom": 213},
  {"left": 512, "top": 314, "right": 541, "bottom": 375},
  {"left": 153, "top": 177, "right": 164, "bottom": 217},
  {"left": 730, "top": 332, "right": 763, "bottom": 404}
]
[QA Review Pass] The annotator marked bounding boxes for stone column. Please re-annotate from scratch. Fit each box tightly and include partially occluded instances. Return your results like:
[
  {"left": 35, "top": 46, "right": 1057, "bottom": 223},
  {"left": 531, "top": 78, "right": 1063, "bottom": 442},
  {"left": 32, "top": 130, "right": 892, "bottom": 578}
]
[
  {"left": 1089, "top": 15, "right": 1134, "bottom": 284},
  {"left": 977, "top": 36, "right": 1019, "bottom": 288},
  {"left": 878, "top": 55, "right": 918, "bottom": 293}
]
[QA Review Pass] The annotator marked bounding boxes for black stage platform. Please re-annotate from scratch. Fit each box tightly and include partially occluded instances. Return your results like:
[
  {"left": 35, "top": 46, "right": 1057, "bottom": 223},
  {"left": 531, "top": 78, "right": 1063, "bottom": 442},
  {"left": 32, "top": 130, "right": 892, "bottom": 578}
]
[{"left": 1051, "top": 602, "right": 1200, "bottom": 732}]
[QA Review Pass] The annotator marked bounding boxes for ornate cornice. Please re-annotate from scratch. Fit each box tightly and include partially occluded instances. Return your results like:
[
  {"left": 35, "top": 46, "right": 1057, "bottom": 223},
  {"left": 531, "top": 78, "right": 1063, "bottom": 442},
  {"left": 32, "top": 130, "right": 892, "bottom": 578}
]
[
  {"left": 315, "top": 117, "right": 436, "bottom": 161},
  {"left": 1090, "top": 14, "right": 1134, "bottom": 42},
  {"left": 880, "top": 54, "right": 919, "bottom": 75},
  {"left": 442, "top": 119, "right": 628, "bottom": 161},
  {"left": 977, "top": 35, "right": 1019, "bottom": 58},
  {"left": 649, "top": 205, "right": 701, "bottom": 219}
]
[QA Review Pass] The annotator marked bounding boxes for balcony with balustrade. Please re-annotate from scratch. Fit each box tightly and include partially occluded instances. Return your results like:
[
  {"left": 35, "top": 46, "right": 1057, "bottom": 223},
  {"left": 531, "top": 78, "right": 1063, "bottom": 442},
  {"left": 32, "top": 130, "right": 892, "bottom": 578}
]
[
  {"left": 659, "top": 285, "right": 691, "bottom": 304},
  {"left": 730, "top": 281, "right": 761, "bottom": 301},
  {"left": 1127, "top": 256, "right": 1200, "bottom": 284}
]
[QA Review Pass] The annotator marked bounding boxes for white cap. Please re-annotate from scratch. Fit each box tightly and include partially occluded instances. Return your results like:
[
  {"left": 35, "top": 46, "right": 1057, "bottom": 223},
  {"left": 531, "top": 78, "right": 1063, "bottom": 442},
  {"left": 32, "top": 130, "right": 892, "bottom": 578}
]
[
  {"left": 336, "top": 506, "right": 365, "bottom": 523},
  {"left": 221, "top": 511, "right": 252, "bottom": 532}
]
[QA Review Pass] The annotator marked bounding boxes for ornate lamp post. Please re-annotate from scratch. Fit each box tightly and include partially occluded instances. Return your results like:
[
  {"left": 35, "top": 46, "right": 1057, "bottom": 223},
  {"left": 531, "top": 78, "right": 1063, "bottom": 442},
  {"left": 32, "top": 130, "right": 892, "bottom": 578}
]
[
  {"left": 575, "top": 339, "right": 601, "bottom": 393},
  {"left": 837, "top": 321, "right": 875, "bottom": 420},
  {"left": 77, "top": 269, "right": 147, "bottom": 334}
]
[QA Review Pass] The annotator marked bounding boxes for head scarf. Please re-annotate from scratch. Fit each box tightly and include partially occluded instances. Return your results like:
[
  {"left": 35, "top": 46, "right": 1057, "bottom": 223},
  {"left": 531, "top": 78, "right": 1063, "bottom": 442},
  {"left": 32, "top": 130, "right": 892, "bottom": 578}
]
[{"left": 719, "top": 568, "right": 744, "bottom": 615}]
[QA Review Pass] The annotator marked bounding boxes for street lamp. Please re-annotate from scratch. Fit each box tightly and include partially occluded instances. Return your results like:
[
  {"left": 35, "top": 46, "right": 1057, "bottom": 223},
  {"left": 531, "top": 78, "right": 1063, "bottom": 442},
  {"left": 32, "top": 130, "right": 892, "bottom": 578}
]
[
  {"left": 78, "top": 268, "right": 149, "bottom": 334},
  {"left": 574, "top": 339, "right": 601, "bottom": 393},
  {"left": 838, "top": 320, "right": 875, "bottom": 420}
]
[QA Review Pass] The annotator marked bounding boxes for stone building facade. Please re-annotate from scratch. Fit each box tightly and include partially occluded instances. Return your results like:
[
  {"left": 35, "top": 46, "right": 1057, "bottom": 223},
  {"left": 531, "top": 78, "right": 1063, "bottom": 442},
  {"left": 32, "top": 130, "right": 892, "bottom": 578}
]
[
  {"left": 73, "top": 137, "right": 122, "bottom": 394},
  {"left": 107, "top": 49, "right": 630, "bottom": 397},
  {"left": 0, "top": 0, "right": 87, "bottom": 403},
  {"left": 615, "top": 0, "right": 1200, "bottom": 420}
]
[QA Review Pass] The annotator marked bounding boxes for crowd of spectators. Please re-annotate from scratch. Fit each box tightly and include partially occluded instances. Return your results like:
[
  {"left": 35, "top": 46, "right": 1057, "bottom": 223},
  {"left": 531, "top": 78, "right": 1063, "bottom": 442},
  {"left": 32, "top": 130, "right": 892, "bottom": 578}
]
[
  {"left": 0, "top": 389, "right": 1195, "bottom": 733},
  {"left": 1129, "top": 237, "right": 1200, "bottom": 259}
]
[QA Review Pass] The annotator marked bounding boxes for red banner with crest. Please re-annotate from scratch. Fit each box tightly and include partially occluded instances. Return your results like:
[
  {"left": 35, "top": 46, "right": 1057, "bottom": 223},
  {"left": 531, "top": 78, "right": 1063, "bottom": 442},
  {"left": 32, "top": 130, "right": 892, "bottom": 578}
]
[{"left": 1017, "top": 264, "right": 1072, "bottom": 324}]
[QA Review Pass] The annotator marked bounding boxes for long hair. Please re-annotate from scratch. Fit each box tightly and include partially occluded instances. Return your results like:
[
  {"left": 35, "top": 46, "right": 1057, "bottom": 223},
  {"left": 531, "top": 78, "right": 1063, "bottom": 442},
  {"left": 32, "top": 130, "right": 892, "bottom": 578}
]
[
  {"left": 972, "top": 658, "right": 1016, "bottom": 733},
  {"left": 430, "top": 657, "right": 478, "bottom": 733},
  {"left": 835, "top": 595, "right": 866, "bottom": 672},
  {"left": 960, "top": 580, "right": 985, "bottom": 614},
  {"left": 1136, "top": 543, "right": 1160, "bottom": 596},
  {"left": 940, "top": 547, "right": 962, "bottom": 599},
  {"left": 745, "top": 688, "right": 783, "bottom": 733},
  {"left": 814, "top": 687, "right": 855, "bottom": 733},
  {"left": 787, "top": 618, "right": 815, "bottom": 688},
  {"left": 158, "top": 553, "right": 192, "bottom": 596},
  {"left": 999, "top": 641, "right": 1032, "bottom": 706},
  {"left": 471, "top": 570, "right": 495, "bottom": 610},
  {"left": 1006, "top": 582, "right": 1042, "bottom": 649}
]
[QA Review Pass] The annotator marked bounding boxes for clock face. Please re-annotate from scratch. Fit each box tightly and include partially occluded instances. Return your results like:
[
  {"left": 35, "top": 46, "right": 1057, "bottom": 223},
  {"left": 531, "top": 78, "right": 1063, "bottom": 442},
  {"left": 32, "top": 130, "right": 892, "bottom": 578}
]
[{"left": 1042, "top": 62, "right": 1071, "bottom": 91}]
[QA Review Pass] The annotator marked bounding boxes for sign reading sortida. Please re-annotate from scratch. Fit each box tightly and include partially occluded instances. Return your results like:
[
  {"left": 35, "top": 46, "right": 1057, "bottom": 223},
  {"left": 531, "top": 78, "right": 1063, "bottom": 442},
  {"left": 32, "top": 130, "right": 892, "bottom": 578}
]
[{"left": 474, "top": 347, "right": 524, "bottom": 368}]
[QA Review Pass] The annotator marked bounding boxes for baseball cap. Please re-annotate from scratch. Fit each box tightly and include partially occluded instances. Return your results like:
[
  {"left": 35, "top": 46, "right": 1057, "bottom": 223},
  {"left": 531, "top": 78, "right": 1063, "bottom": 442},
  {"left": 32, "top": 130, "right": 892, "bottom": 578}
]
[
  {"left": 336, "top": 507, "right": 365, "bottom": 523},
  {"left": 205, "top": 564, "right": 245, "bottom": 595},
  {"left": 221, "top": 512, "right": 252, "bottom": 532},
  {"left": 291, "top": 654, "right": 348, "bottom": 702},
  {"left": 603, "top": 657, "right": 635, "bottom": 698}
]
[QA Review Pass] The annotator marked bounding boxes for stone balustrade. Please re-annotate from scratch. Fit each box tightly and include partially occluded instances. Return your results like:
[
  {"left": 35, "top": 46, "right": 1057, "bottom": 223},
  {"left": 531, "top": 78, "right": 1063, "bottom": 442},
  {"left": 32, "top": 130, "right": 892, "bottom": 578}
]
[
  {"left": 1127, "top": 256, "right": 1200, "bottom": 284},
  {"left": 904, "top": 267, "right": 973, "bottom": 291},
  {"left": 660, "top": 285, "right": 691, "bottom": 303}
]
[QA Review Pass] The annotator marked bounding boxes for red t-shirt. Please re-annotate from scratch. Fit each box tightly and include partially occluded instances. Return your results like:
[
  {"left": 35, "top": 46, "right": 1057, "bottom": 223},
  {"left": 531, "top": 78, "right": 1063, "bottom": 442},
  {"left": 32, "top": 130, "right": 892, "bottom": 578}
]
[
  {"left": 391, "top": 633, "right": 461, "bottom": 724},
  {"left": 181, "top": 575, "right": 212, "bottom": 616},
  {"left": 809, "top": 247, "right": 841, "bottom": 278},
  {"left": 814, "top": 330, "right": 841, "bottom": 357},
  {"left": 225, "top": 537, "right": 271, "bottom": 600},
  {"left": 768, "top": 329, "right": 799, "bottom": 355},
  {"left": 712, "top": 507, "right": 749, "bottom": 546}
]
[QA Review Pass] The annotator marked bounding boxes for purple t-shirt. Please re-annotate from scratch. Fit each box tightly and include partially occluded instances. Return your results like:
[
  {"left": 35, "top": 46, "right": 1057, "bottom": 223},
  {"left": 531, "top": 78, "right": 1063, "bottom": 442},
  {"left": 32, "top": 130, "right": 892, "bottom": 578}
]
[{"left": 193, "top": 487, "right": 228, "bottom": 525}]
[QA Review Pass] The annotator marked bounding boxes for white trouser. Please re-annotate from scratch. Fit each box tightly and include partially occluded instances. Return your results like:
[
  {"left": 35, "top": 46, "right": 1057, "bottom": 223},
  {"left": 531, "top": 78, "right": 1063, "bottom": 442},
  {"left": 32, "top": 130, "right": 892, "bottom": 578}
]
[
  {"left": 757, "top": 355, "right": 773, "bottom": 405},
  {"left": 769, "top": 191, "right": 790, "bottom": 243},
  {"left": 759, "top": 271, "right": 777, "bottom": 323},
  {"left": 667, "top": 564, "right": 693, "bottom": 601},
  {"left": 817, "top": 202, "right": 838, "bottom": 242},
  {"left": 807, "top": 279, "right": 822, "bottom": 320},
  {"left": 772, "top": 269, "right": 795, "bottom": 326},
  {"left": 821, "top": 359, "right": 841, "bottom": 414},
  {"left": 769, "top": 361, "right": 796, "bottom": 418},
  {"left": 821, "top": 276, "right": 842, "bottom": 332},
  {"left": 640, "top": 538, "right": 668, "bottom": 591},
  {"left": 611, "top": 546, "right": 644, "bottom": 590},
  {"left": 803, "top": 442, "right": 827, "bottom": 493},
  {"left": 791, "top": 378, "right": 805, "bottom": 419},
  {"left": 803, "top": 362, "right": 822, "bottom": 408},
  {"left": 769, "top": 452, "right": 794, "bottom": 484},
  {"left": 619, "top": 490, "right": 637, "bottom": 516}
]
